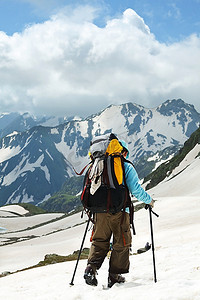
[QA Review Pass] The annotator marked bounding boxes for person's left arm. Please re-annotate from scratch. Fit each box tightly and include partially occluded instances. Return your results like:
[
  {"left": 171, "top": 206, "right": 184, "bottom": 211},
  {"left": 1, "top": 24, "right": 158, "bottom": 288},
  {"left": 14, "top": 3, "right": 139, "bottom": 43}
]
[{"left": 124, "top": 162, "right": 152, "bottom": 204}]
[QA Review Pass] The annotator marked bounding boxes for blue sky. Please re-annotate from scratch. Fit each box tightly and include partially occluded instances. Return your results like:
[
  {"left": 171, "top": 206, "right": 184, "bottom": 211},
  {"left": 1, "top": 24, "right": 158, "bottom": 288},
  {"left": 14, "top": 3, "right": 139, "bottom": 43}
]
[
  {"left": 0, "top": 0, "right": 200, "bottom": 116},
  {"left": 1, "top": 0, "right": 200, "bottom": 42}
]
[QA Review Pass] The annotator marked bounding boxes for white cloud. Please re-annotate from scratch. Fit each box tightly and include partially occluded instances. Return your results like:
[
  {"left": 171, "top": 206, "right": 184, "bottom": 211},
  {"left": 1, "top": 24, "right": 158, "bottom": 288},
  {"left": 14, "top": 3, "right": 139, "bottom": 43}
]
[
  {"left": 0, "top": 6, "right": 200, "bottom": 117},
  {"left": 167, "top": 3, "right": 181, "bottom": 20}
]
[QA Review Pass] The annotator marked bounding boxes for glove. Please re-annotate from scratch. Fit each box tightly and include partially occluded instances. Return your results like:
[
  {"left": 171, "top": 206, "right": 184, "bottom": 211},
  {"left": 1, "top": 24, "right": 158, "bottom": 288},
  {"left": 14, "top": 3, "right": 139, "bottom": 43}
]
[
  {"left": 149, "top": 199, "right": 155, "bottom": 208},
  {"left": 145, "top": 200, "right": 155, "bottom": 210}
]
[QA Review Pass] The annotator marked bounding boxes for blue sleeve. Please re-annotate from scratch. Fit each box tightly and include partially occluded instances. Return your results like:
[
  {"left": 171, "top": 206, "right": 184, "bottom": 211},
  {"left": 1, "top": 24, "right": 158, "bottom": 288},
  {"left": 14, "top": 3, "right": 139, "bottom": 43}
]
[{"left": 124, "top": 162, "right": 152, "bottom": 204}]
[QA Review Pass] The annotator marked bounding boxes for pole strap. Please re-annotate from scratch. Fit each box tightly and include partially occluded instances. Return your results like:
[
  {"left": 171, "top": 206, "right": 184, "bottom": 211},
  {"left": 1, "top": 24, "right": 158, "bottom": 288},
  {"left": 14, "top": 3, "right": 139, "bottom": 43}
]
[{"left": 145, "top": 204, "right": 159, "bottom": 218}]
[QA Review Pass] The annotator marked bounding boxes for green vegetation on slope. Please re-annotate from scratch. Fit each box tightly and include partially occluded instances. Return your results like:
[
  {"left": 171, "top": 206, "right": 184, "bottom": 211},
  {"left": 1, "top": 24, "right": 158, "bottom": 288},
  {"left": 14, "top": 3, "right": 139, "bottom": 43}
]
[
  {"left": 18, "top": 203, "right": 47, "bottom": 215},
  {"left": 40, "top": 194, "right": 81, "bottom": 213},
  {"left": 39, "top": 176, "right": 84, "bottom": 213}
]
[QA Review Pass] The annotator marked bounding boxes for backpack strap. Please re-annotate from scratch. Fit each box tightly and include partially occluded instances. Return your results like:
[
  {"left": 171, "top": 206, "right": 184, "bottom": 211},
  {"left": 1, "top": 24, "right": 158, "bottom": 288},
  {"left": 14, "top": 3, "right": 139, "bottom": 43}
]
[
  {"left": 121, "top": 156, "right": 136, "bottom": 235},
  {"left": 103, "top": 156, "right": 112, "bottom": 212},
  {"left": 73, "top": 161, "right": 92, "bottom": 176},
  {"left": 123, "top": 157, "right": 135, "bottom": 168}
]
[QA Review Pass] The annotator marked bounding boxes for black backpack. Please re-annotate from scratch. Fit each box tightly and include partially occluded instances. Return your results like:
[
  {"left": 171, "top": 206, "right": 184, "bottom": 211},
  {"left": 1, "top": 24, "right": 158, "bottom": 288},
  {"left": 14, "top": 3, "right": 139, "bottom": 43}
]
[{"left": 79, "top": 133, "right": 136, "bottom": 234}]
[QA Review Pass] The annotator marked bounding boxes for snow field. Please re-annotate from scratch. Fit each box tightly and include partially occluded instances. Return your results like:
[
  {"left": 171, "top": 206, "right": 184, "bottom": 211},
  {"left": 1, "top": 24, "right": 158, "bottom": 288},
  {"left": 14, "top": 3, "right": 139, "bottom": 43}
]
[
  {"left": 0, "top": 204, "right": 29, "bottom": 216},
  {"left": 0, "top": 236, "right": 200, "bottom": 300},
  {"left": 0, "top": 196, "right": 200, "bottom": 299}
]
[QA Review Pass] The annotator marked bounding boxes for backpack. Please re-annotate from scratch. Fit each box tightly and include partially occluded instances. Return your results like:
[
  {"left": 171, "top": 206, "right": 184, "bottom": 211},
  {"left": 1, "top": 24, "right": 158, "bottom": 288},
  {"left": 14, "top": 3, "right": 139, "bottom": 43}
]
[{"left": 80, "top": 134, "right": 135, "bottom": 230}]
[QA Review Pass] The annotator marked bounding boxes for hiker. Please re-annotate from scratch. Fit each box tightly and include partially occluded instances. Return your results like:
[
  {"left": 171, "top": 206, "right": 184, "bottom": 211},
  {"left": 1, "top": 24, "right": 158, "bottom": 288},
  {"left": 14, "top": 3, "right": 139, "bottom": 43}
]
[{"left": 84, "top": 138, "right": 154, "bottom": 288}]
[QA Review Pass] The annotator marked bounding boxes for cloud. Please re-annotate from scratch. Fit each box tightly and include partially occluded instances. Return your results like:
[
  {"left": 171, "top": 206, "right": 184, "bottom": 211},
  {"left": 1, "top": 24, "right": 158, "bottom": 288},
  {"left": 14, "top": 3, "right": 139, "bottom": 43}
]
[
  {"left": 167, "top": 3, "right": 181, "bottom": 20},
  {"left": 0, "top": 6, "right": 200, "bottom": 117}
]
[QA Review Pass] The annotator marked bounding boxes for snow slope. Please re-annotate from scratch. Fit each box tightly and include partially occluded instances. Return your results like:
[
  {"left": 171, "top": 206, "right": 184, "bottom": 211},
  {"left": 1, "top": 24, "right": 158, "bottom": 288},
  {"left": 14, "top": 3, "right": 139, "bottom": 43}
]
[
  {"left": 0, "top": 196, "right": 200, "bottom": 300},
  {"left": 0, "top": 205, "right": 29, "bottom": 216},
  {"left": 0, "top": 150, "right": 200, "bottom": 299},
  {"left": 150, "top": 145, "right": 200, "bottom": 197},
  {"left": 0, "top": 212, "right": 88, "bottom": 273}
]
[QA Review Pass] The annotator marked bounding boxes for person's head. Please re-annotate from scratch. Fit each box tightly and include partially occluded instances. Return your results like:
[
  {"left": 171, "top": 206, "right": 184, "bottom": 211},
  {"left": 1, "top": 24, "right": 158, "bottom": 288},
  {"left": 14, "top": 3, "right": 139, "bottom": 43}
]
[{"left": 119, "top": 140, "right": 129, "bottom": 158}]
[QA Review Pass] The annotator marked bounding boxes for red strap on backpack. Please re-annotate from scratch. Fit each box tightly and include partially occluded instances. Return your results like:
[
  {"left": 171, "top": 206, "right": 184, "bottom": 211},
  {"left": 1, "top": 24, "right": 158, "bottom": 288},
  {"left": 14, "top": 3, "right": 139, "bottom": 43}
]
[{"left": 73, "top": 162, "right": 92, "bottom": 176}]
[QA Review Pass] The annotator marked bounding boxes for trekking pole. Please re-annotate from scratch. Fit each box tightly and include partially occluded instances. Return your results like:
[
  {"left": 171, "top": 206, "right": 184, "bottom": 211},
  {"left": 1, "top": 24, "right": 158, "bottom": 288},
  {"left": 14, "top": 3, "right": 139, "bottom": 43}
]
[
  {"left": 69, "top": 216, "right": 90, "bottom": 286},
  {"left": 145, "top": 204, "right": 159, "bottom": 283}
]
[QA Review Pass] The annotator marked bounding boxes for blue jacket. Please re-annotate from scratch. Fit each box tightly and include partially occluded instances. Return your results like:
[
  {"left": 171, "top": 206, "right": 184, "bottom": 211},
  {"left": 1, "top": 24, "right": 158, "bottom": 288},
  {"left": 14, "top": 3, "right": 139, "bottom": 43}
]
[{"left": 124, "top": 161, "right": 152, "bottom": 204}]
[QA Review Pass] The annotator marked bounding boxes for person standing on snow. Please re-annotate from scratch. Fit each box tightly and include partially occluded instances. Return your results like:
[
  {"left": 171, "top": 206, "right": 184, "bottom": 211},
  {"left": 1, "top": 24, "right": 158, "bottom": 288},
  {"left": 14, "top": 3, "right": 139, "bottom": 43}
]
[{"left": 84, "top": 140, "right": 154, "bottom": 288}]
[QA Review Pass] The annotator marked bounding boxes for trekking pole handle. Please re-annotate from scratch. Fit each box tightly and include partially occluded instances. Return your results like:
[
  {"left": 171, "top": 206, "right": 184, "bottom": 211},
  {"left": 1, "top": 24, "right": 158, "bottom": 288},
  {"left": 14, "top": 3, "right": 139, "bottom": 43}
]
[{"left": 145, "top": 204, "right": 159, "bottom": 218}]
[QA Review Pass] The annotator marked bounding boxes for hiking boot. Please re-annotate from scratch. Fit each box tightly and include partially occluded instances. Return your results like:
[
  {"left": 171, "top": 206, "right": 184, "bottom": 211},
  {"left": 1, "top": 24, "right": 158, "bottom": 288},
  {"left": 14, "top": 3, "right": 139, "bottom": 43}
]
[
  {"left": 108, "top": 273, "right": 125, "bottom": 288},
  {"left": 84, "top": 264, "right": 98, "bottom": 286}
]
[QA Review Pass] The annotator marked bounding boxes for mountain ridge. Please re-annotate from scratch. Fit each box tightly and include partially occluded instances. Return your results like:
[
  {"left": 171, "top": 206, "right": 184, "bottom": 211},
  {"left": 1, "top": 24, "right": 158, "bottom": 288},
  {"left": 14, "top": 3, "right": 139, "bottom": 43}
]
[
  {"left": 0, "top": 98, "right": 200, "bottom": 207},
  {"left": 0, "top": 112, "right": 81, "bottom": 139}
]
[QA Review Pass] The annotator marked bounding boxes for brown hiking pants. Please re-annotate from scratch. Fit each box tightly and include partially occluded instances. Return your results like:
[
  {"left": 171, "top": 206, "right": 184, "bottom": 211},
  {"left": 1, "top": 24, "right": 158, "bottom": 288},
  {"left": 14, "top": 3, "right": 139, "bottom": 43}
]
[{"left": 87, "top": 211, "right": 132, "bottom": 274}]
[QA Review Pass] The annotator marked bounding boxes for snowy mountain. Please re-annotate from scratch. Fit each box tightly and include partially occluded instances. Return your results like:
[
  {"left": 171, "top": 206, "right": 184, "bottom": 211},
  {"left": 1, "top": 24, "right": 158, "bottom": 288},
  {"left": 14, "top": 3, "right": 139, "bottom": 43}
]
[
  {"left": 0, "top": 112, "right": 80, "bottom": 138},
  {"left": 0, "top": 99, "right": 199, "bottom": 207},
  {"left": 40, "top": 123, "right": 200, "bottom": 213}
]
